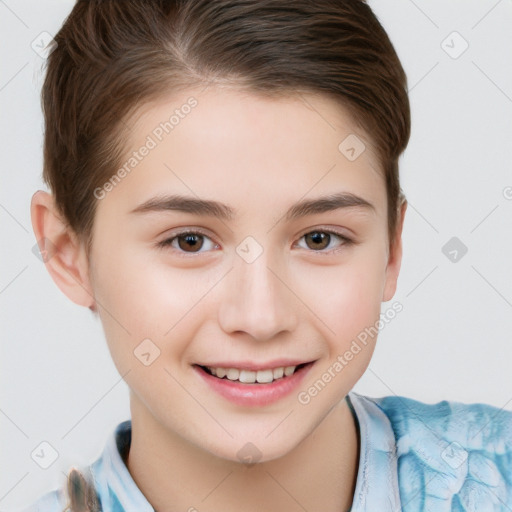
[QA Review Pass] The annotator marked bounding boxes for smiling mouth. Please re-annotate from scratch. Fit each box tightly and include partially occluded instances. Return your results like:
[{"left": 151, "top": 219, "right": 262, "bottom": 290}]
[{"left": 196, "top": 362, "right": 311, "bottom": 384}]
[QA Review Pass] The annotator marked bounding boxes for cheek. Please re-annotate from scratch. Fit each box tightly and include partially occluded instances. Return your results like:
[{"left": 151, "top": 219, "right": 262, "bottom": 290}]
[
  {"left": 90, "top": 244, "right": 213, "bottom": 370},
  {"left": 302, "top": 252, "right": 386, "bottom": 346},
  {"left": 295, "top": 260, "right": 385, "bottom": 408}
]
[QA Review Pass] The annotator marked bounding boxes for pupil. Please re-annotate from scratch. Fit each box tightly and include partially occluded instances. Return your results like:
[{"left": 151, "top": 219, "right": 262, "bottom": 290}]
[
  {"left": 307, "top": 231, "right": 329, "bottom": 250},
  {"left": 178, "top": 234, "right": 203, "bottom": 252}
]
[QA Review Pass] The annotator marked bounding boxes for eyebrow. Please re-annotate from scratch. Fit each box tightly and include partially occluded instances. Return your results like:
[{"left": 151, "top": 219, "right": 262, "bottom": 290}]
[{"left": 129, "top": 192, "right": 376, "bottom": 221}]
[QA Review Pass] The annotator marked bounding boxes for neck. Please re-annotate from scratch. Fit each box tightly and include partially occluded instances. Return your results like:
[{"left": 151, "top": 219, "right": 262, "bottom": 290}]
[{"left": 126, "top": 395, "right": 359, "bottom": 512}]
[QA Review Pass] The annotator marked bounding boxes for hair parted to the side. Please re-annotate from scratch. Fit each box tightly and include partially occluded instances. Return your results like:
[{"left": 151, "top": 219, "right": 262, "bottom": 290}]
[{"left": 42, "top": 0, "right": 410, "bottom": 259}]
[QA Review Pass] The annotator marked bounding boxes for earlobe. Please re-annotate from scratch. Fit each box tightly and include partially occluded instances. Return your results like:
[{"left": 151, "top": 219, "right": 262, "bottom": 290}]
[
  {"left": 30, "top": 190, "right": 96, "bottom": 309},
  {"left": 382, "top": 200, "right": 407, "bottom": 302}
]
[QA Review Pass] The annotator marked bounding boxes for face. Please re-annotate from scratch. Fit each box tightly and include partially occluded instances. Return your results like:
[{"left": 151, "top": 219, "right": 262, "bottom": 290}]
[{"left": 86, "top": 86, "right": 403, "bottom": 462}]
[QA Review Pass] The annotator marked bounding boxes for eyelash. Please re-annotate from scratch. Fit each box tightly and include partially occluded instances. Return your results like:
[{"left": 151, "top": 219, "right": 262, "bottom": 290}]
[{"left": 156, "top": 227, "right": 354, "bottom": 257}]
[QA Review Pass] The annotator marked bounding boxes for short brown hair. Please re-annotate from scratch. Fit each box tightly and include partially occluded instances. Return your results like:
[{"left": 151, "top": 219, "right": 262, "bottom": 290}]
[{"left": 42, "top": 0, "right": 410, "bottom": 257}]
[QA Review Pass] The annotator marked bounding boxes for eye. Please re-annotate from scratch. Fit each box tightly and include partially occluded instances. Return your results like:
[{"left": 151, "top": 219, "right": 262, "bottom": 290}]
[
  {"left": 156, "top": 229, "right": 218, "bottom": 254},
  {"left": 295, "top": 229, "right": 353, "bottom": 253},
  {"left": 156, "top": 227, "right": 354, "bottom": 256}
]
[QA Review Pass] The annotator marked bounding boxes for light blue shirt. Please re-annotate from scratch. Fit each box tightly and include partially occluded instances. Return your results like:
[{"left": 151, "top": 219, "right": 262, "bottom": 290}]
[{"left": 19, "top": 392, "right": 512, "bottom": 511}]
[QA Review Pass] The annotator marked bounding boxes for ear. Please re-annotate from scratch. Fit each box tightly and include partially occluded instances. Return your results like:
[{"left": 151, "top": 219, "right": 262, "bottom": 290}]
[
  {"left": 30, "top": 190, "right": 96, "bottom": 311},
  {"left": 382, "top": 199, "right": 407, "bottom": 302}
]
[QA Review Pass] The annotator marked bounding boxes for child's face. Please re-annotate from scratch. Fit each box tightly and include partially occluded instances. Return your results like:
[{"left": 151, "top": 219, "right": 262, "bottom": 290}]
[{"left": 87, "top": 86, "right": 404, "bottom": 461}]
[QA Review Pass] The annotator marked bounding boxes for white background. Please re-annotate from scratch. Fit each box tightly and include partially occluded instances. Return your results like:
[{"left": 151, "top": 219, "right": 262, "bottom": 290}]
[{"left": 1, "top": 1, "right": 511, "bottom": 510}]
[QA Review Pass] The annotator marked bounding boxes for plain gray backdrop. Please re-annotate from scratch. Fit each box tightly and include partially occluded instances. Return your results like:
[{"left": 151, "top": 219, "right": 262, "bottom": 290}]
[{"left": 1, "top": 1, "right": 512, "bottom": 510}]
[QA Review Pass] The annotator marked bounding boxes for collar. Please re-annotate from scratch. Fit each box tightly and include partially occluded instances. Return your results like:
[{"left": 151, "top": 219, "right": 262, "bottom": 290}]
[
  {"left": 90, "top": 391, "right": 401, "bottom": 512},
  {"left": 346, "top": 392, "right": 401, "bottom": 511},
  {"left": 90, "top": 419, "right": 154, "bottom": 512}
]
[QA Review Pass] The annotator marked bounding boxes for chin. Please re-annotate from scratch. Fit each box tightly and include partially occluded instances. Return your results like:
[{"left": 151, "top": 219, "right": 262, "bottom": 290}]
[{"left": 200, "top": 430, "right": 302, "bottom": 466}]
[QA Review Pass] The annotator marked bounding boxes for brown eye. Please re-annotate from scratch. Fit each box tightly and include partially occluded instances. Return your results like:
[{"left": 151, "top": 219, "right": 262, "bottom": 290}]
[
  {"left": 297, "top": 229, "right": 353, "bottom": 253},
  {"left": 157, "top": 230, "right": 217, "bottom": 254},
  {"left": 304, "top": 231, "right": 330, "bottom": 250},
  {"left": 177, "top": 233, "right": 204, "bottom": 252}
]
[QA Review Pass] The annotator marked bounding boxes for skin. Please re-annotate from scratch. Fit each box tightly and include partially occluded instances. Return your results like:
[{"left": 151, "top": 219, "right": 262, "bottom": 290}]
[{"left": 31, "top": 86, "right": 406, "bottom": 512}]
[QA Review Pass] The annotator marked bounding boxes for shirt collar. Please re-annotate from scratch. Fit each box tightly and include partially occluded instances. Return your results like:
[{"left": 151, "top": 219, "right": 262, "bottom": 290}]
[
  {"left": 346, "top": 391, "right": 402, "bottom": 511},
  {"left": 90, "top": 392, "right": 401, "bottom": 512},
  {"left": 90, "top": 420, "right": 154, "bottom": 512}
]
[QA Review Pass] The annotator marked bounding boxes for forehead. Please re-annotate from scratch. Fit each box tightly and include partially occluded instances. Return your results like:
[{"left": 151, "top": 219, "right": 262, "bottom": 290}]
[{"left": 107, "top": 86, "right": 386, "bottom": 219}]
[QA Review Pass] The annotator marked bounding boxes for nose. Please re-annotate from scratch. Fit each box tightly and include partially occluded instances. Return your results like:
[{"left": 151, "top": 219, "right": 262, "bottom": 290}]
[{"left": 217, "top": 250, "right": 299, "bottom": 341}]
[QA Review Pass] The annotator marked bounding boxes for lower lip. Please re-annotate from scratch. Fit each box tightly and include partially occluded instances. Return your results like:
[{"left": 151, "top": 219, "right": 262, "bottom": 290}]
[{"left": 194, "top": 363, "right": 314, "bottom": 407}]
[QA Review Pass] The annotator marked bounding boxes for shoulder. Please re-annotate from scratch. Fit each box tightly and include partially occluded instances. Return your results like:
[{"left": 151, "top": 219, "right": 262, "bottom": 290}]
[
  {"left": 17, "top": 420, "right": 133, "bottom": 512},
  {"left": 366, "top": 393, "right": 512, "bottom": 510}
]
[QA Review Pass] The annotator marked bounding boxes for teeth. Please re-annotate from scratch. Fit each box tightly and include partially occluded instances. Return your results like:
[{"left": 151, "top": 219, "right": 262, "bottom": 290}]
[
  {"left": 273, "top": 367, "right": 284, "bottom": 379},
  {"left": 256, "top": 369, "right": 273, "bottom": 383},
  {"left": 239, "top": 370, "right": 256, "bottom": 383},
  {"left": 206, "top": 365, "right": 299, "bottom": 383},
  {"left": 226, "top": 368, "right": 240, "bottom": 380},
  {"left": 284, "top": 366, "right": 295, "bottom": 376},
  {"left": 216, "top": 367, "right": 227, "bottom": 378}
]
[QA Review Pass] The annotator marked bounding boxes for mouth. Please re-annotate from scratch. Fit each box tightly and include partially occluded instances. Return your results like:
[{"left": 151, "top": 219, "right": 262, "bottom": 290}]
[
  {"left": 193, "top": 360, "right": 315, "bottom": 406},
  {"left": 196, "top": 362, "right": 311, "bottom": 384}
]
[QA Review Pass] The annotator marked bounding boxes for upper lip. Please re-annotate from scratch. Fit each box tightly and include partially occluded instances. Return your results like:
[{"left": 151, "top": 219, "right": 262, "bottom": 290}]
[{"left": 196, "top": 359, "right": 315, "bottom": 371}]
